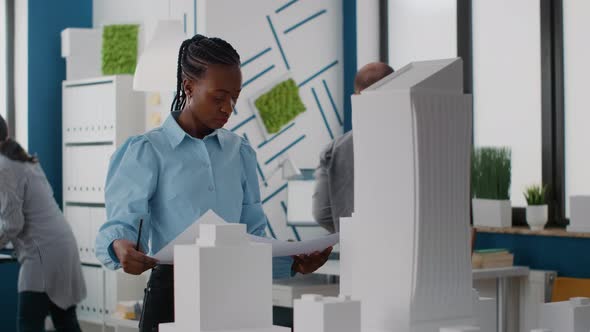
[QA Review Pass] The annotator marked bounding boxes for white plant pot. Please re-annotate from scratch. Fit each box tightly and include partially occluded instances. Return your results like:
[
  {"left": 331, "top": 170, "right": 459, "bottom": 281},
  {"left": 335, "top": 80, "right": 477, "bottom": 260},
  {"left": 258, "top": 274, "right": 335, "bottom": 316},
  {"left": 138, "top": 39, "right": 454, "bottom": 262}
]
[
  {"left": 472, "top": 198, "right": 512, "bottom": 228},
  {"left": 526, "top": 205, "right": 548, "bottom": 231}
]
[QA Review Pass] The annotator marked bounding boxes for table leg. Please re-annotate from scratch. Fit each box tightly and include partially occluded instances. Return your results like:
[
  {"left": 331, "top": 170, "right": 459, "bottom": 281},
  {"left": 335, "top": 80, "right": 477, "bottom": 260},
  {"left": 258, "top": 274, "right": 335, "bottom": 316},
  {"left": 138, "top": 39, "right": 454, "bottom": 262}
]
[{"left": 497, "top": 277, "right": 507, "bottom": 332}]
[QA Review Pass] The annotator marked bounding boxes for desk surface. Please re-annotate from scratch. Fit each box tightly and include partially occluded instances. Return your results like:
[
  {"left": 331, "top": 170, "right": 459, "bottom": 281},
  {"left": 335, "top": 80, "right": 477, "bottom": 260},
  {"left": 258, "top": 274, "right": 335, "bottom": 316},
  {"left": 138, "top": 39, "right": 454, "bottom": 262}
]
[
  {"left": 315, "top": 260, "right": 530, "bottom": 279},
  {"left": 472, "top": 266, "right": 530, "bottom": 280},
  {"left": 0, "top": 254, "right": 16, "bottom": 264},
  {"left": 104, "top": 316, "right": 139, "bottom": 329}
]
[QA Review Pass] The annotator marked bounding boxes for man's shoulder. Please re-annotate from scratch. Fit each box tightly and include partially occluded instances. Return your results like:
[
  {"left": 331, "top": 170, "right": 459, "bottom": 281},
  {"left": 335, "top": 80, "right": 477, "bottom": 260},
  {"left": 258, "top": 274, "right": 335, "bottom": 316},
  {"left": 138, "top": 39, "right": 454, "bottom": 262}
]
[
  {"left": 333, "top": 131, "right": 352, "bottom": 148},
  {"left": 319, "top": 131, "right": 352, "bottom": 167}
]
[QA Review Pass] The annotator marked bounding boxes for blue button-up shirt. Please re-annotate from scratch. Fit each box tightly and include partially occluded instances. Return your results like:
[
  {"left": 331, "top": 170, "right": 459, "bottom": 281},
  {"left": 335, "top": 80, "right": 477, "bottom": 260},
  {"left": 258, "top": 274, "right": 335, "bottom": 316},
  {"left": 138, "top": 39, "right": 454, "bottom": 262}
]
[{"left": 95, "top": 111, "right": 293, "bottom": 279}]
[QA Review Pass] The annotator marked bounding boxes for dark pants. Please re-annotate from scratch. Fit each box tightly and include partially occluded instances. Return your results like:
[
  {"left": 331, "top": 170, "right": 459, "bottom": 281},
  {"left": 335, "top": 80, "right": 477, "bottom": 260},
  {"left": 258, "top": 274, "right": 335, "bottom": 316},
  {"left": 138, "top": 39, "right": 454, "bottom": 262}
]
[
  {"left": 18, "top": 292, "right": 81, "bottom": 332},
  {"left": 139, "top": 265, "right": 174, "bottom": 332}
]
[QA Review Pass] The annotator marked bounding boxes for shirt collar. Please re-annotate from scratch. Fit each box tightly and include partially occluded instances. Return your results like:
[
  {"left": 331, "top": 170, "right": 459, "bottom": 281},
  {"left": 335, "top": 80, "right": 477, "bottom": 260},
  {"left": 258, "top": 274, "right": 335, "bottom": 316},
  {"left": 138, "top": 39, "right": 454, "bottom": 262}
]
[{"left": 163, "top": 111, "right": 226, "bottom": 150}]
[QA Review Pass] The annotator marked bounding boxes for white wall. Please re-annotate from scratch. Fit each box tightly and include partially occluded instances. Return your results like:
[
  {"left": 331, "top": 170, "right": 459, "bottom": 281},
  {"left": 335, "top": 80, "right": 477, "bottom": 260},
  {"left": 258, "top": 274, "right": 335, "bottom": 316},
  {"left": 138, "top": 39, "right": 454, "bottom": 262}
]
[
  {"left": 388, "top": 0, "right": 456, "bottom": 70},
  {"left": 94, "top": 0, "right": 169, "bottom": 51},
  {"left": 197, "top": 0, "right": 341, "bottom": 241},
  {"left": 93, "top": 0, "right": 195, "bottom": 130},
  {"left": 356, "top": 0, "right": 380, "bottom": 69},
  {"left": 93, "top": 0, "right": 197, "bottom": 60},
  {"left": 92, "top": 0, "right": 344, "bottom": 240},
  {"left": 472, "top": 0, "right": 542, "bottom": 206},
  {"left": 564, "top": 1, "right": 590, "bottom": 216},
  {"left": 14, "top": 0, "right": 27, "bottom": 147}
]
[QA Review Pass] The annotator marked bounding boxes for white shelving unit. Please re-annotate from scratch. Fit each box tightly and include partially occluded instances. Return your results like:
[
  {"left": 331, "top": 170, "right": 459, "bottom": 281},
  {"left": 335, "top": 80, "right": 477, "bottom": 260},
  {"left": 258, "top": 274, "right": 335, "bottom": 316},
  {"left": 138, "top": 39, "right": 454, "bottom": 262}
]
[{"left": 62, "top": 75, "right": 146, "bottom": 330}]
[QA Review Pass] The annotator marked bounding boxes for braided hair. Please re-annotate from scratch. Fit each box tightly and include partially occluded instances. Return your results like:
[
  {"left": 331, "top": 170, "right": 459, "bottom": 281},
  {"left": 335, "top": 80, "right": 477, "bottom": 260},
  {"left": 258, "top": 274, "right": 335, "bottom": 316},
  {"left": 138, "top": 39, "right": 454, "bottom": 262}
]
[
  {"left": 0, "top": 114, "right": 37, "bottom": 163},
  {"left": 171, "top": 34, "right": 241, "bottom": 112}
]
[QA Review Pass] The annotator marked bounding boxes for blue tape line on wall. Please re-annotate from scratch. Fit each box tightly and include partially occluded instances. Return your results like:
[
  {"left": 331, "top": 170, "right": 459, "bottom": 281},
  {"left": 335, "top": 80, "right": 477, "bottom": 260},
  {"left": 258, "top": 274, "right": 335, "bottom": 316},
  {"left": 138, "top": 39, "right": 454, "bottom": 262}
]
[
  {"left": 266, "top": 15, "right": 290, "bottom": 70},
  {"left": 322, "top": 79, "right": 342, "bottom": 126},
  {"left": 241, "top": 47, "right": 272, "bottom": 68},
  {"left": 243, "top": 65, "right": 275, "bottom": 88},
  {"left": 298, "top": 60, "right": 339, "bottom": 88},
  {"left": 284, "top": 9, "right": 327, "bottom": 34},
  {"left": 276, "top": 0, "right": 298, "bottom": 14},
  {"left": 311, "top": 87, "right": 334, "bottom": 139},
  {"left": 265, "top": 135, "right": 306, "bottom": 165},
  {"left": 258, "top": 122, "right": 296, "bottom": 149},
  {"left": 230, "top": 114, "right": 256, "bottom": 132},
  {"left": 263, "top": 183, "right": 288, "bottom": 204}
]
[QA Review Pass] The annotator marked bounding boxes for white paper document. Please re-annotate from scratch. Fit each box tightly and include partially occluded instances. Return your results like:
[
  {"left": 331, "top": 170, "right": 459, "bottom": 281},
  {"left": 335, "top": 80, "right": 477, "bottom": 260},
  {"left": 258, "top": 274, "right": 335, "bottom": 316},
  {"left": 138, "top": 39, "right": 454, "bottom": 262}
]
[
  {"left": 247, "top": 233, "right": 339, "bottom": 258},
  {"left": 152, "top": 210, "right": 339, "bottom": 264}
]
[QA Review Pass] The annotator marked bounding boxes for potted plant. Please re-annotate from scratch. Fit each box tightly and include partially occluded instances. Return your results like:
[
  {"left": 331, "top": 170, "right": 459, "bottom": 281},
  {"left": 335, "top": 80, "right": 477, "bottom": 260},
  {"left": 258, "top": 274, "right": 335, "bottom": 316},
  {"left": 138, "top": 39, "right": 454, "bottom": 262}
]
[
  {"left": 471, "top": 147, "right": 512, "bottom": 228},
  {"left": 524, "top": 184, "right": 548, "bottom": 231}
]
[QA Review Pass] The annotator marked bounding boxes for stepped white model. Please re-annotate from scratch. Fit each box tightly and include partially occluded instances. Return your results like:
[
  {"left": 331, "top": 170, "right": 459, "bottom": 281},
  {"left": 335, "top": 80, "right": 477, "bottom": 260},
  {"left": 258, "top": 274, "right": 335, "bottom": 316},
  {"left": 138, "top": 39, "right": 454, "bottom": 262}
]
[
  {"left": 537, "top": 297, "right": 590, "bottom": 332},
  {"left": 159, "top": 223, "right": 289, "bottom": 332},
  {"left": 294, "top": 294, "right": 361, "bottom": 332},
  {"left": 339, "top": 58, "right": 477, "bottom": 332}
]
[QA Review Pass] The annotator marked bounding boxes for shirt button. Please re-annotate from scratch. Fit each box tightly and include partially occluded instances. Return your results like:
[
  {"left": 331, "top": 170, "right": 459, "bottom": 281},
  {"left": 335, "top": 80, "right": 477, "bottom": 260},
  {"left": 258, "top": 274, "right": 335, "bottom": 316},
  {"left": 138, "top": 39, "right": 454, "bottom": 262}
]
[{"left": 208, "top": 185, "right": 214, "bottom": 192}]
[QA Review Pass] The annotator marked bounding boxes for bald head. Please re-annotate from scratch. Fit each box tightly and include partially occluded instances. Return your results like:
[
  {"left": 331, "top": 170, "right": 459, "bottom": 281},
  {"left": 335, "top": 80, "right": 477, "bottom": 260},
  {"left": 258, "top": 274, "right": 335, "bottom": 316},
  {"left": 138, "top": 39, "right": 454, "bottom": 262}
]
[{"left": 354, "top": 62, "right": 394, "bottom": 94}]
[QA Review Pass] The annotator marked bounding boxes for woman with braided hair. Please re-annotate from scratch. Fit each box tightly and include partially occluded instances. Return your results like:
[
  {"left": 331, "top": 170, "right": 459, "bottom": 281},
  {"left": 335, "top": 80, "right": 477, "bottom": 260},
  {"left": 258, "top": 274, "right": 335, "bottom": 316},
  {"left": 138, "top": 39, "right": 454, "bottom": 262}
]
[{"left": 95, "top": 35, "right": 331, "bottom": 331}]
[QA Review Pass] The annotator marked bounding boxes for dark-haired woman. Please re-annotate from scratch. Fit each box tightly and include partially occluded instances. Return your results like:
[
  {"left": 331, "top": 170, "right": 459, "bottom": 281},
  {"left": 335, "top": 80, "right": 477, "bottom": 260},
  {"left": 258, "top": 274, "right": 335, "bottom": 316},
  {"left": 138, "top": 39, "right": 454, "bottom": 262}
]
[
  {"left": 95, "top": 34, "right": 331, "bottom": 331},
  {"left": 0, "top": 115, "right": 85, "bottom": 332}
]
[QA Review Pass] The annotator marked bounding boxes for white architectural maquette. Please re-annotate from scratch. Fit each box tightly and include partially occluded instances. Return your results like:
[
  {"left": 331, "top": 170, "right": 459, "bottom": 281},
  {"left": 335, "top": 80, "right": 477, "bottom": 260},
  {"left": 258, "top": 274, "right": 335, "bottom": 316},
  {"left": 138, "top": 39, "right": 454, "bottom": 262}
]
[
  {"left": 567, "top": 196, "right": 590, "bottom": 233},
  {"left": 538, "top": 297, "right": 590, "bottom": 332},
  {"left": 340, "top": 58, "right": 477, "bottom": 332},
  {"left": 294, "top": 294, "right": 361, "bottom": 332},
  {"left": 159, "top": 223, "right": 289, "bottom": 332}
]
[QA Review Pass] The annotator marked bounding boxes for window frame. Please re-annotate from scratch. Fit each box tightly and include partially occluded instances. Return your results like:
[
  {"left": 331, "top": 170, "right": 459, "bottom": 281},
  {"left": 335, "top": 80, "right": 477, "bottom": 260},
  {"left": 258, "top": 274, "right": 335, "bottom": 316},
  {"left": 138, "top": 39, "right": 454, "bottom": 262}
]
[
  {"left": 381, "top": 0, "right": 566, "bottom": 227},
  {"left": 2, "top": 0, "right": 15, "bottom": 134}
]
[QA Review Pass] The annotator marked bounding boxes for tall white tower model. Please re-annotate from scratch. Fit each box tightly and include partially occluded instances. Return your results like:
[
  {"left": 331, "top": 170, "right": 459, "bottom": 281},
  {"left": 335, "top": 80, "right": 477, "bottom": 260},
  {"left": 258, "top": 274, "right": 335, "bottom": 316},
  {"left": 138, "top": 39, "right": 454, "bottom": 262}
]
[
  {"left": 159, "top": 223, "right": 289, "bottom": 332},
  {"left": 340, "top": 58, "right": 475, "bottom": 332}
]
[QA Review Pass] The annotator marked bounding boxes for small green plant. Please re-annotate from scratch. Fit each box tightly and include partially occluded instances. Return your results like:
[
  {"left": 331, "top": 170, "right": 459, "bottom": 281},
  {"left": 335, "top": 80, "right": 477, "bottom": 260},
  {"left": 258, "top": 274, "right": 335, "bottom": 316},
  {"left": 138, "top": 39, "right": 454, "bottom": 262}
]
[
  {"left": 471, "top": 147, "right": 511, "bottom": 200},
  {"left": 523, "top": 184, "right": 548, "bottom": 205},
  {"left": 102, "top": 24, "right": 139, "bottom": 75},
  {"left": 255, "top": 79, "right": 306, "bottom": 134}
]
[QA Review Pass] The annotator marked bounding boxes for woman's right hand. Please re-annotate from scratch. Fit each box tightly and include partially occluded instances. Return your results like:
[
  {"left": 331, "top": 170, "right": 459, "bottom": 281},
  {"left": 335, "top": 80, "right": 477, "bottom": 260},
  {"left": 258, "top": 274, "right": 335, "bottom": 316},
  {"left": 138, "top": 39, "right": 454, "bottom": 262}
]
[{"left": 112, "top": 239, "right": 158, "bottom": 275}]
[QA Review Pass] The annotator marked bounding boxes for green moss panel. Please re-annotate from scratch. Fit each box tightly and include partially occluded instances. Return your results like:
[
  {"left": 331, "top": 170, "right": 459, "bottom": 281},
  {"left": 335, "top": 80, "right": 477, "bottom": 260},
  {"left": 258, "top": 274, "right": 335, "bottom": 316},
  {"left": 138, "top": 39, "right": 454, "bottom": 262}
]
[
  {"left": 102, "top": 24, "right": 139, "bottom": 75},
  {"left": 255, "top": 79, "right": 306, "bottom": 134}
]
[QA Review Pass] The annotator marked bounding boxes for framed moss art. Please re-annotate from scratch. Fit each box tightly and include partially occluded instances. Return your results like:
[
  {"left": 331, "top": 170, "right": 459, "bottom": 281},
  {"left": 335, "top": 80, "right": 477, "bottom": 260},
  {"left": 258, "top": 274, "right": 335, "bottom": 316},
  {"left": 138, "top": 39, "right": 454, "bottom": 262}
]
[
  {"left": 251, "top": 77, "right": 306, "bottom": 136},
  {"left": 102, "top": 24, "right": 139, "bottom": 75}
]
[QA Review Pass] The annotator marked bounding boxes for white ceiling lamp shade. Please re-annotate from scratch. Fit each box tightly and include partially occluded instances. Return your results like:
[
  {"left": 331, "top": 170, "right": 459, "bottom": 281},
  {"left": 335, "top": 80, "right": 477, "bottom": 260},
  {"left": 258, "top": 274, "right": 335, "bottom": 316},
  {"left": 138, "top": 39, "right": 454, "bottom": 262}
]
[{"left": 133, "top": 20, "right": 187, "bottom": 92}]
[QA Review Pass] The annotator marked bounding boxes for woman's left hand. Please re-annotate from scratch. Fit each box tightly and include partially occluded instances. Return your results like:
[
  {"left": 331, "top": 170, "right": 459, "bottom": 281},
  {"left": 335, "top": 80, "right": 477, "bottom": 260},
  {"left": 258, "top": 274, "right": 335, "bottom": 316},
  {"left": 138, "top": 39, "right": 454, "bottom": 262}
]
[{"left": 291, "top": 246, "right": 333, "bottom": 275}]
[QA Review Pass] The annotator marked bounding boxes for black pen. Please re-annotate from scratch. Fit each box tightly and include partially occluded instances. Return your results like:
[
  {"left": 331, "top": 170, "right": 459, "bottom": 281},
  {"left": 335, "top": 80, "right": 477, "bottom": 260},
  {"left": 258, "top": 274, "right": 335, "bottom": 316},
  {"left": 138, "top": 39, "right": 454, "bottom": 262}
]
[{"left": 135, "top": 218, "right": 143, "bottom": 251}]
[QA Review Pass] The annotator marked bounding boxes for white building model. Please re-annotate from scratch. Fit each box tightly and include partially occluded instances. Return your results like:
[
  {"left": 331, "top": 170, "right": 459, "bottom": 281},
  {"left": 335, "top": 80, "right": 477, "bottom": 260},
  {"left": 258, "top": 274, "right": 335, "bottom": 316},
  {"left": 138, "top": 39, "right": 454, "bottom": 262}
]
[
  {"left": 162, "top": 58, "right": 505, "bottom": 332},
  {"left": 538, "top": 297, "right": 590, "bottom": 332},
  {"left": 159, "top": 223, "right": 289, "bottom": 332},
  {"left": 294, "top": 294, "right": 361, "bottom": 332},
  {"left": 339, "top": 58, "right": 477, "bottom": 332}
]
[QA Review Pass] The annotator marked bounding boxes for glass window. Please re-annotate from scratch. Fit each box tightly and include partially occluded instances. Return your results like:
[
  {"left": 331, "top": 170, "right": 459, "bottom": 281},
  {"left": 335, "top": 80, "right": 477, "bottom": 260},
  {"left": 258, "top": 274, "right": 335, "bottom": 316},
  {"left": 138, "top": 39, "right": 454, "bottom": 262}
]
[
  {"left": 472, "top": 0, "right": 543, "bottom": 206},
  {"left": 388, "top": 0, "right": 457, "bottom": 70},
  {"left": 564, "top": 1, "right": 590, "bottom": 216}
]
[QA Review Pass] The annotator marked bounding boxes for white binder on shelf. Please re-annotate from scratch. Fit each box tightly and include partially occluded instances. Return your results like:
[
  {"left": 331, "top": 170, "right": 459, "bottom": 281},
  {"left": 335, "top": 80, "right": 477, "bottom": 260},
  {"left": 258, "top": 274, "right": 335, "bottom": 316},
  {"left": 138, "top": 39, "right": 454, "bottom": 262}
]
[
  {"left": 89, "top": 207, "right": 106, "bottom": 265},
  {"left": 62, "top": 75, "right": 144, "bottom": 326}
]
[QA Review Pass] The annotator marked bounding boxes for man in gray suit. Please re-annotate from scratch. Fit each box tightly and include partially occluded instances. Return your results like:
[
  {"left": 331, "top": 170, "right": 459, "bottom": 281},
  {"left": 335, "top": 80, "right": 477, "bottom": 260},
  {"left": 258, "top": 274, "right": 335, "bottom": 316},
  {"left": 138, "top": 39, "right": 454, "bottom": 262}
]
[{"left": 312, "top": 62, "right": 394, "bottom": 232}]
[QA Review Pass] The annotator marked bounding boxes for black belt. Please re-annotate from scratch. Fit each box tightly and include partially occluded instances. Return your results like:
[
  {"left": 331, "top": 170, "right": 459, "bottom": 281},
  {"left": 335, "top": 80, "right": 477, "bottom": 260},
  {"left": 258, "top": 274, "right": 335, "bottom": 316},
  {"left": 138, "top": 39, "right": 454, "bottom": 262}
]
[{"left": 139, "top": 265, "right": 175, "bottom": 332}]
